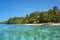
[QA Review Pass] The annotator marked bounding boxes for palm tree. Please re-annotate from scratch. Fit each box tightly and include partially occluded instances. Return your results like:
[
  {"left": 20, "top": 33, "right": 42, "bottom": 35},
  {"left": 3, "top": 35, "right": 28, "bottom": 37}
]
[{"left": 53, "top": 6, "right": 58, "bottom": 22}]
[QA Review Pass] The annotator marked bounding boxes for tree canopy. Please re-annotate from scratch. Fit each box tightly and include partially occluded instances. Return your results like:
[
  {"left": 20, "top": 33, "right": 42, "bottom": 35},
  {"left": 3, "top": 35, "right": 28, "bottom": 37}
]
[{"left": 2, "top": 6, "right": 60, "bottom": 24}]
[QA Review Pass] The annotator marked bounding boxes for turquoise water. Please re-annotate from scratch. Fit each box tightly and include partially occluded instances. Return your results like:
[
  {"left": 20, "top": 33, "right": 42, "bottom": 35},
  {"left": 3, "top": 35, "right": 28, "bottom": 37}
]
[{"left": 0, "top": 24, "right": 60, "bottom": 40}]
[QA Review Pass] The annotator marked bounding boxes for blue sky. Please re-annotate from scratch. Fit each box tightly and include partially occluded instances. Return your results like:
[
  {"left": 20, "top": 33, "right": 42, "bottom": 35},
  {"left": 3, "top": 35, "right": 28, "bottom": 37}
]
[{"left": 0, "top": 0, "right": 60, "bottom": 22}]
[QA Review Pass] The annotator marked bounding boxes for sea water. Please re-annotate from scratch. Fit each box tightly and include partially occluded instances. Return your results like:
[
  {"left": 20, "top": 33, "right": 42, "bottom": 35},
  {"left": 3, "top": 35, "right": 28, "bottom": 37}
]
[{"left": 0, "top": 24, "right": 60, "bottom": 40}]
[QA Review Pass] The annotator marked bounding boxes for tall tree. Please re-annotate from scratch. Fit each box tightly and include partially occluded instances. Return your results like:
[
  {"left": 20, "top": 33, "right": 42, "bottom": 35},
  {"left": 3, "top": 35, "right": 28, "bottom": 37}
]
[{"left": 53, "top": 6, "right": 58, "bottom": 22}]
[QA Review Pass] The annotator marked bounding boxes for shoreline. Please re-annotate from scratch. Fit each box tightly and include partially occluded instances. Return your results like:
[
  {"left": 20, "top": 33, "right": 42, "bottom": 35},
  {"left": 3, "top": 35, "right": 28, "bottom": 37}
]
[
  {"left": 0, "top": 23, "right": 60, "bottom": 25},
  {"left": 23, "top": 23, "right": 60, "bottom": 25}
]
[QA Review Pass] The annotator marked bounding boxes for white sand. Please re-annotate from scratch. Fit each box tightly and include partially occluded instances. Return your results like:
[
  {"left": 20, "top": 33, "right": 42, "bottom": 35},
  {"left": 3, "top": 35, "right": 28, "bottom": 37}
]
[
  {"left": 23, "top": 23, "right": 60, "bottom": 26},
  {"left": 49, "top": 23, "right": 60, "bottom": 25},
  {"left": 24, "top": 24, "right": 43, "bottom": 25}
]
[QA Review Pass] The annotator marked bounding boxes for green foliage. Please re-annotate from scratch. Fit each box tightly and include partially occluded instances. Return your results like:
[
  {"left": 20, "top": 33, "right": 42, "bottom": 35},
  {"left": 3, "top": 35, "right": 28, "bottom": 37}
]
[
  {"left": 29, "top": 11, "right": 40, "bottom": 23},
  {"left": 1, "top": 6, "right": 60, "bottom": 24}
]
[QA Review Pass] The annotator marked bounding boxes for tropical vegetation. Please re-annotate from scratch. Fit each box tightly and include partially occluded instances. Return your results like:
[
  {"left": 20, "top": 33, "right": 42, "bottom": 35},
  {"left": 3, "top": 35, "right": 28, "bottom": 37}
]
[{"left": 1, "top": 6, "right": 60, "bottom": 24}]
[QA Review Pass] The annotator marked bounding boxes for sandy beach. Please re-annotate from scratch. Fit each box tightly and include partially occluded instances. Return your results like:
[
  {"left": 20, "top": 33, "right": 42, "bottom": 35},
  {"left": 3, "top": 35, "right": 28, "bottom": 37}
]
[
  {"left": 23, "top": 23, "right": 60, "bottom": 25},
  {"left": 48, "top": 23, "right": 60, "bottom": 25}
]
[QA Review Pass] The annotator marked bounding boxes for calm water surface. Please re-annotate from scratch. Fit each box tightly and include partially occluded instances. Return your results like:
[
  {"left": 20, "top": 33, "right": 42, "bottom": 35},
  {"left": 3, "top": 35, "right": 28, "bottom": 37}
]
[{"left": 0, "top": 24, "right": 60, "bottom": 40}]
